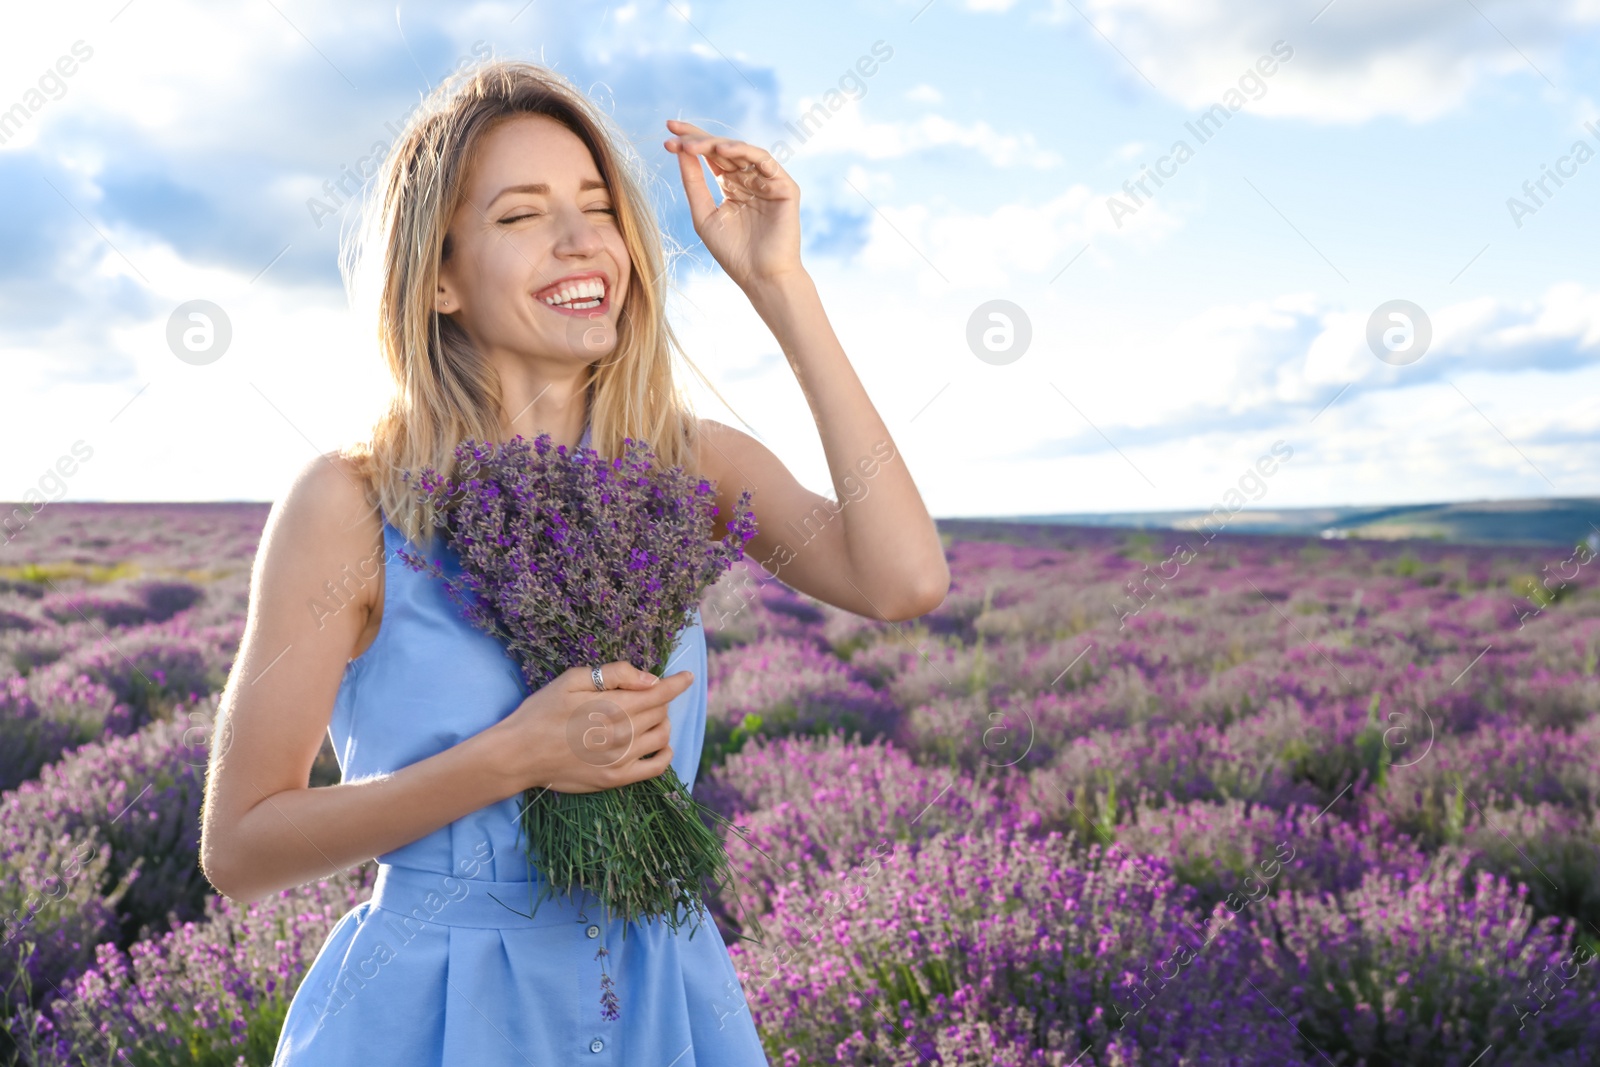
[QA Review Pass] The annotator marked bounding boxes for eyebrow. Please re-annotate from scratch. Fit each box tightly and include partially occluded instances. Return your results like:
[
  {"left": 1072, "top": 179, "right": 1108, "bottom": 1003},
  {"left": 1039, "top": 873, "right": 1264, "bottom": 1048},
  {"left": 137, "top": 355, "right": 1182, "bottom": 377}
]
[{"left": 487, "top": 178, "right": 609, "bottom": 207}]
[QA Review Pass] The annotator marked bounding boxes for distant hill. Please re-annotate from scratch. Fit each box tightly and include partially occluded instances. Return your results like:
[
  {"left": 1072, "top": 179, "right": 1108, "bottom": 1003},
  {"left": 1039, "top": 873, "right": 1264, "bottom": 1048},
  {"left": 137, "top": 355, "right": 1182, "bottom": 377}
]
[{"left": 976, "top": 497, "right": 1600, "bottom": 549}]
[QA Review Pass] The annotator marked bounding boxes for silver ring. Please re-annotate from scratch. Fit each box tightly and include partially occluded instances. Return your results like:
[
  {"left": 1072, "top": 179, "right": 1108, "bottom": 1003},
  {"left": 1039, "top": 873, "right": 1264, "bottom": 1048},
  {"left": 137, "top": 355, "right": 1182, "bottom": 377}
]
[{"left": 590, "top": 665, "right": 605, "bottom": 691}]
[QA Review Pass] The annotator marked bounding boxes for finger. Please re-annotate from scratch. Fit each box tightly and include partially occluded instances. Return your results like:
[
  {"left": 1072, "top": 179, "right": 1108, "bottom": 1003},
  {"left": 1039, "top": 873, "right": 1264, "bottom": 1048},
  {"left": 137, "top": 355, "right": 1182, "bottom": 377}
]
[
  {"left": 567, "top": 663, "right": 609, "bottom": 693},
  {"left": 616, "top": 673, "right": 693, "bottom": 720},
  {"left": 611, "top": 661, "right": 661, "bottom": 689},
  {"left": 666, "top": 122, "right": 773, "bottom": 180},
  {"left": 629, "top": 744, "right": 675, "bottom": 783},
  {"left": 565, "top": 663, "right": 605, "bottom": 692},
  {"left": 634, "top": 669, "right": 693, "bottom": 697},
  {"left": 676, "top": 141, "right": 752, "bottom": 181},
  {"left": 701, "top": 148, "right": 788, "bottom": 208},
  {"left": 634, "top": 718, "right": 671, "bottom": 754},
  {"left": 611, "top": 717, "right": 669, "bottom": 768},
  {"left": 665, "top": 118, "right": 718, "bottom": 151},
  {"left": 670, "top": 142, "right": 721, "bottom": 228},
  {"left": 684, "top": 135, "right": 775, "bottom": 178}
]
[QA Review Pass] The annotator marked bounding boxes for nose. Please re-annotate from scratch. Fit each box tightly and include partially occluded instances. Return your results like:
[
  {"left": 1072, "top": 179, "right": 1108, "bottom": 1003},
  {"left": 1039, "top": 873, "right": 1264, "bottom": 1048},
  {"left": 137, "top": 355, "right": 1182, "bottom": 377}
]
[{"left": 552, "top": 203, "right": 606, "bottom": 259}]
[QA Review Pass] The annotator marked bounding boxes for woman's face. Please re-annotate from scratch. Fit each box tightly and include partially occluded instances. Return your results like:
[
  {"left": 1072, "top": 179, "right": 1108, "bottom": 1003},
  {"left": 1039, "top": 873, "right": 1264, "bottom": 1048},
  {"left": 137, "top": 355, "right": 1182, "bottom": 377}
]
[{"left": 435, "top": 112, "right": 632, "bottom": 366}]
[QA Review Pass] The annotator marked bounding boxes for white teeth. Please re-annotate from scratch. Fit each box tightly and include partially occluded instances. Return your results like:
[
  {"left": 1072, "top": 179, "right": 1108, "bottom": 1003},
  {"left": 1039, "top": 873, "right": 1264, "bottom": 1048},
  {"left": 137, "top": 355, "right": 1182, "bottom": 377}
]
[{"left": 543, "top": 278, "right": 605, "bottom": 307}]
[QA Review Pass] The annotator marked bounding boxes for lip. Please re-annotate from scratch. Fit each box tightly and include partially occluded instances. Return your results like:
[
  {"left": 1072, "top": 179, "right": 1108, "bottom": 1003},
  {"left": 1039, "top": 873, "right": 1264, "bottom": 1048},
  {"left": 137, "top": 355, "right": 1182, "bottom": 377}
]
[{"left": 534, "top": 270, "right": 611, "bottom": 317}]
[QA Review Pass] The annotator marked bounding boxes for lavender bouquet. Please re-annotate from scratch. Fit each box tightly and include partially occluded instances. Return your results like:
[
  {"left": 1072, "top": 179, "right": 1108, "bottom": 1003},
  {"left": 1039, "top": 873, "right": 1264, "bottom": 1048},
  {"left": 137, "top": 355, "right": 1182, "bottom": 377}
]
[{"left": 397, "top": 431, "right": 758, "bottom": 937}]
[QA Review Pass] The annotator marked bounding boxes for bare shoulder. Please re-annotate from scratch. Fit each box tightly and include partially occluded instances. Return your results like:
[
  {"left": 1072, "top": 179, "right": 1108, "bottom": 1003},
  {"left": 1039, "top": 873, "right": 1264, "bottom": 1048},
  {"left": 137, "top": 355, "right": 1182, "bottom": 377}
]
[
  {"left": 689, "top": 416, "right": 772, "bottom": 483},
  {"left": 270, "top": 451, "right": 379, "bottom": 547},
  {"left": 255, "top": 451, "right": 383, "bottom": 618},
  {"left": 689, "top": 416, "right": 728, "bottom": 478}
]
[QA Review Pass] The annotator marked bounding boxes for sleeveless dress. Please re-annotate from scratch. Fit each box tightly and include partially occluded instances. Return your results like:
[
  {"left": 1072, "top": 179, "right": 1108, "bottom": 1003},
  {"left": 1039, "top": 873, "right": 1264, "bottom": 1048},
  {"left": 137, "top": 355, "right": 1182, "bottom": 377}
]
[{"left": 271, "top": 423, "right": 769, "bottom": 1066}]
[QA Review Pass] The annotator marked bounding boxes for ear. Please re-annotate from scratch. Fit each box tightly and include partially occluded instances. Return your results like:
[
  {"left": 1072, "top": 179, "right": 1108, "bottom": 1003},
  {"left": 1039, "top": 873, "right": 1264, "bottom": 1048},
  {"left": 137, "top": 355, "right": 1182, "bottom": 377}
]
[
  {"left": 436, "top": 232, "right": 460, "bottom": 315},
  {"left": 435, "top": 281, "right": 458, "bottom": 316}
]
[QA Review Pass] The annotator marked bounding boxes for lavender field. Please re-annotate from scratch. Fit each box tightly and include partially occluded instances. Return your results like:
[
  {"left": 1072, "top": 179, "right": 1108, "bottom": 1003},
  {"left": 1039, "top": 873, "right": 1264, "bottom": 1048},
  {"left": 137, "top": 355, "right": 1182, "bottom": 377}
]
[{"left": 2, "top": 503, "right": 1599, "bottom": 1065}]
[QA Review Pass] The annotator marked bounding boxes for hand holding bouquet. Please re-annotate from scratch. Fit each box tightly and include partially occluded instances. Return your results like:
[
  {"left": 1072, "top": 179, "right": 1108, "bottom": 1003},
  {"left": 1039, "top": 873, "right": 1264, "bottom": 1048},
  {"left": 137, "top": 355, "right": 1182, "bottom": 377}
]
[{"left": 397, "top": 430, "right": 759, "bottom": 940}]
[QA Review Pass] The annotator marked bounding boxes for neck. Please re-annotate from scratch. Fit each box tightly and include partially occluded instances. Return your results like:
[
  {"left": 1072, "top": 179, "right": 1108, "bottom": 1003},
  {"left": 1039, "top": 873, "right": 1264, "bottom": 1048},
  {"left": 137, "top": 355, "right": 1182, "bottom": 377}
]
[{"left": 493, "top": 365, "right": 591, "bottom": 449}]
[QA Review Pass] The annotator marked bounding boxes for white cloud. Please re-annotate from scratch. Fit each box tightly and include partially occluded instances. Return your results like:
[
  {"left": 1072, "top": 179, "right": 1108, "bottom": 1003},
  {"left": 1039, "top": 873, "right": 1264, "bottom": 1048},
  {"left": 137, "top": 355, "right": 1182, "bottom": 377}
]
[
  {"left": 1039, "top": 0, "right": 1599, "bottom": 122},
  {"left": 777, "top": 100, "right": 1063, "bottom": 169},
  {"left": 1300, "top": 285, "right": 1600, "bottom": 386},
  {"left": 1107, "top": 141, "right": 1147, "bottom": 164},
  {"left": 840, "top": 172, "right": 1181, "bottom": 288},
  {"left": 1156, "top": 284, "right": 1600, "bottom": 426},
  {"left": 1488, "top": 281, "right": 1600, "bottom": 354},
  {"left": 2, "top": 262, "right": 388, "bottom": 504},
  {"left": 668, "top": 258, "right": 1600, "bottom": 514}
]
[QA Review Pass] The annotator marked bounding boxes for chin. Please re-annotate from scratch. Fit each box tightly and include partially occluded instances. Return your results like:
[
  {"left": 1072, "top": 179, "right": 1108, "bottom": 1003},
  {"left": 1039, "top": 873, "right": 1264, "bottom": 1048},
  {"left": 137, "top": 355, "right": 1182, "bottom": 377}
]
[{"left": 576, "top": 323, "right": 617, "bottom": 356}]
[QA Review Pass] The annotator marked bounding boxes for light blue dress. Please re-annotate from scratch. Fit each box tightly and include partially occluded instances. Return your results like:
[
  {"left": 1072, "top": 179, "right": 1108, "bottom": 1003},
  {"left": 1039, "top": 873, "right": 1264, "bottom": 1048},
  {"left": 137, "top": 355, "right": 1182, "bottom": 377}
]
[{"left": 271, "top": 424, "right": 769, "bottom": 1066}]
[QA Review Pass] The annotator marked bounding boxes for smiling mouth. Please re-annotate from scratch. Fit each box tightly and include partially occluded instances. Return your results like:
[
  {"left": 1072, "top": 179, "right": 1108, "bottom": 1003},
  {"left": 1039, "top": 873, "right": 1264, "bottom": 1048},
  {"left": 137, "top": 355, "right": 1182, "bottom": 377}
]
[{"left": 536, "top": 276, "right": 609, "bottom": 313}]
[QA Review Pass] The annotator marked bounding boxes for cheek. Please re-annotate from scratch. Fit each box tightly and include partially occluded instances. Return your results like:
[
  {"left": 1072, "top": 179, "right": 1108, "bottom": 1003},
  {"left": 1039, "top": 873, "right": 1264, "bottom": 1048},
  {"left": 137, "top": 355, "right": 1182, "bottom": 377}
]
[
  {"left": 605, "top": 235, "right": 634, "bottom": 299},
  {"left": 475, "top": 242, "right": 544, "bottom": 314}
]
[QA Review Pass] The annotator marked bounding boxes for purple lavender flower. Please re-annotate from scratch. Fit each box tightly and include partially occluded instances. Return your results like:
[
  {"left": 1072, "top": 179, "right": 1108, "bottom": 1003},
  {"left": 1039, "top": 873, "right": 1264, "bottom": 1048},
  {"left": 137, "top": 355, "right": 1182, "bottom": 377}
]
[{"left": 399, "top": 433, "right": 757, "bottom": 934}]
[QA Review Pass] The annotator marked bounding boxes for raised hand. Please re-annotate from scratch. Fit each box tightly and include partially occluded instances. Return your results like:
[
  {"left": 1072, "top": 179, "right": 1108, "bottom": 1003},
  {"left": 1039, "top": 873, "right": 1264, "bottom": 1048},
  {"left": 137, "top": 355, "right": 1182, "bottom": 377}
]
[{"left": 664, "top": 118, "right": 803, "bottom": 292}]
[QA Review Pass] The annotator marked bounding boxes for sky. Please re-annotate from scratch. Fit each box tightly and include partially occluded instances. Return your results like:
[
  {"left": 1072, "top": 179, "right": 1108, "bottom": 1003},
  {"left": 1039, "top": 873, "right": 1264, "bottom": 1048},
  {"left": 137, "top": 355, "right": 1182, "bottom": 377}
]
[{"left": 1, "top": 0, "right": 1598, "bottom": 519}]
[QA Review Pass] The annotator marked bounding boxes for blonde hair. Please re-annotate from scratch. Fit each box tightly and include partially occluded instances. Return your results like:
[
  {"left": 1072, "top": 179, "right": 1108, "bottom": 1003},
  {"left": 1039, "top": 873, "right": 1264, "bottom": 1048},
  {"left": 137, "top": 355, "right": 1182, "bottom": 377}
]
[{"left": 339, "top": 59, "right": 739, "bottom": 547}]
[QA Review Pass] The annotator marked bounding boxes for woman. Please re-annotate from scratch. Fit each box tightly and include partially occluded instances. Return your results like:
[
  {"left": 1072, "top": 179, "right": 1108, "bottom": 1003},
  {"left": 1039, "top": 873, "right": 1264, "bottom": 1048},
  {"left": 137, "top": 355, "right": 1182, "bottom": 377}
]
[{"left": 199, "top": 59, "right": 949, "bottom": 1065}]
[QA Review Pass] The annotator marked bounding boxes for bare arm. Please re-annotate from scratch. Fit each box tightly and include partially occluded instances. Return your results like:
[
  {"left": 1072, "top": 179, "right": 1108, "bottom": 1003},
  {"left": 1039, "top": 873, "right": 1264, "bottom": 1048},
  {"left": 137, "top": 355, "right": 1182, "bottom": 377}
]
[
  {"left": 199, "top": 453, "right": 687, "bottom": 904},
  {"left": 662, "top": 120, "right": 948, "bottom": 622},
  {"left": 693, "top": 274, "right": 950, "bottom": 623}
]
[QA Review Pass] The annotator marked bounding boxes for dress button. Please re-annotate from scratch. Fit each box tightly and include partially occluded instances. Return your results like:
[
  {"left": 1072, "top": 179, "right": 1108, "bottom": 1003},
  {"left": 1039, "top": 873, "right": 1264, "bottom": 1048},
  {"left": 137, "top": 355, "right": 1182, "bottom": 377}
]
[
  {"left": 589, "top": 1038, "right": 605, "bottom": 1053},
  {"left": 586, "top": 924, "right": 600, "bottom": 938}
]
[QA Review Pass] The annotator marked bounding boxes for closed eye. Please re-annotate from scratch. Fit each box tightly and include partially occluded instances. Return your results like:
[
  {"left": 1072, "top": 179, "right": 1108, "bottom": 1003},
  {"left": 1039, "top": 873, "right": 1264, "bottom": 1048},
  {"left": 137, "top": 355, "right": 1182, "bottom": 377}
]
[{"left": 500, "top": 208, "right": 614, "bottom": 223}]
